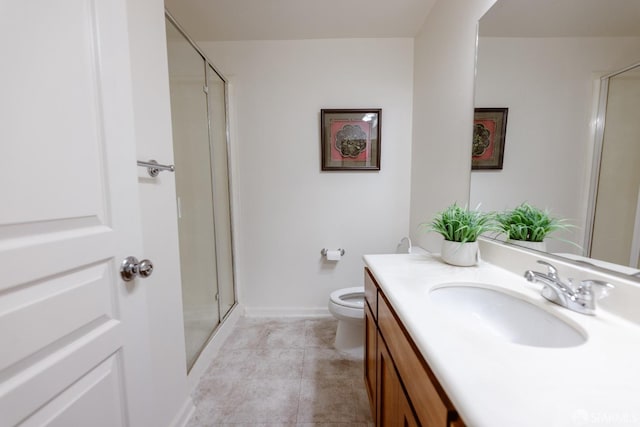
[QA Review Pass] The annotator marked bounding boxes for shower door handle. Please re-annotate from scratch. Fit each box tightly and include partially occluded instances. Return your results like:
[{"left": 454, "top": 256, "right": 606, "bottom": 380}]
[{"left": 120, "top": 256, "right": 154, "bottom": 281}]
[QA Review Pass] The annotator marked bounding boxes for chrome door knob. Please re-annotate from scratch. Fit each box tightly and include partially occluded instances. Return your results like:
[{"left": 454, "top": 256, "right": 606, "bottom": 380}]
[
  {"left": 120, "top": 256, "right": 154, "bottom": 281},
  {"left": 138, "top": 259, "right": 154, "bottom": 278}
]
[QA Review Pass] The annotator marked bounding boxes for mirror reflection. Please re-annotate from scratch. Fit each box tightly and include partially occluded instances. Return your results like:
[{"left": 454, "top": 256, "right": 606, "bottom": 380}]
[
  {"left": 471, "top": 0, "right": 640, "bottom": 274},
  {"left": 590, "top": 66, "right": 640, "bottom": 269}
]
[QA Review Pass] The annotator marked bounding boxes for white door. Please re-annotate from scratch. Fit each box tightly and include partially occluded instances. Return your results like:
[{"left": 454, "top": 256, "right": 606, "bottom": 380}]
[{"left": 0, "top": 1, "right": 153, "bottom": 426}]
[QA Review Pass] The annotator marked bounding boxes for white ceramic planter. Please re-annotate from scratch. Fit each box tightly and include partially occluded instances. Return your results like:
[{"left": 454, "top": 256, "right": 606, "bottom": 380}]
[
  {"left": 440, "top": 240, "right": 479, "bottom": 267},
  {"left": 507, "top": 239, "right": 547, "bottom": 252}
]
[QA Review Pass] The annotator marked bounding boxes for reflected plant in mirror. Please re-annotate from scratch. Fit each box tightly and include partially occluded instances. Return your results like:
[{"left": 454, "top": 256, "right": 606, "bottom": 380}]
[{"left": 496, "top": 203, "right": 573, "bottom": 252}]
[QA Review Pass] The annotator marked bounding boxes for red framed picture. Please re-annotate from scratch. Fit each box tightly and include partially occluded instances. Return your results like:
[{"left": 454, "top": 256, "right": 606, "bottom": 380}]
[
  {"left": 472, "top": 108, "right": 508, "bottom": 170},
  {"left": 321, "top": 109, "right": 381, "bottom": 171}
]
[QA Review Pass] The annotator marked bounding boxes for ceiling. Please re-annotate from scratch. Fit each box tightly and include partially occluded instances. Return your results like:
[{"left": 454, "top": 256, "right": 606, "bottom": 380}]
[
  {"left": 481, "top": 0, "right": 640, "bottom": 37},
  {"left": 164, "top": 0, "right": 437, "bottom": 41},
  {"left": 164, "top": 0, "right": 640, "bottom": 42}
]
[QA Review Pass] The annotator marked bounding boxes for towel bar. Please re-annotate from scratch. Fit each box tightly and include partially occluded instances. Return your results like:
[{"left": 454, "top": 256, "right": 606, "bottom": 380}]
[{"left": 137, "top": 160, "right": 175, "bottom": 177}]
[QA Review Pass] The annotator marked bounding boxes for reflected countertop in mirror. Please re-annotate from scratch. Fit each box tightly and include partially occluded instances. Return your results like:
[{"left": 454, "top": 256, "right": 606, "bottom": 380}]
[{"left": 470, "top": 0, "right": 640, "bottom": 279}]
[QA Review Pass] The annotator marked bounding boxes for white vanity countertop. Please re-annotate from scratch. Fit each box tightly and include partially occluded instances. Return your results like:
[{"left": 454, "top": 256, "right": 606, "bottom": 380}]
[{"left": 363, "top": 253, "right": 640, "bottom": 427}]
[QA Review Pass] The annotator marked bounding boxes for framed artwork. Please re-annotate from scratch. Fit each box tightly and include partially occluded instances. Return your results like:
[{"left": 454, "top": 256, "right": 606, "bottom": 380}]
[
  {"left": 320, "top": 109, "right": 381, "bottom": 171},
  {"left": 472, "top": 108, "right": 508, "bottom": 170}
]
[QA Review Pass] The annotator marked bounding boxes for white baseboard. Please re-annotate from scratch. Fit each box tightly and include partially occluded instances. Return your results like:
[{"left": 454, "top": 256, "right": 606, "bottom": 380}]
[
  {"left": 170, "top": 397, "right": 195, "bottom": 427},
  {"left": 243, "top": 307, "right": 331, "bottom": 318}
]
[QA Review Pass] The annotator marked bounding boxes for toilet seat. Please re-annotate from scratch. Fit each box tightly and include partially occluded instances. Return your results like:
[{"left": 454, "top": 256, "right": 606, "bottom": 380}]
[
  {"left": 328, "top": 286, "right": 365, "bottom": 322},
  {"left": 330, "top": 287, "right": 365, "bottom": 309}
]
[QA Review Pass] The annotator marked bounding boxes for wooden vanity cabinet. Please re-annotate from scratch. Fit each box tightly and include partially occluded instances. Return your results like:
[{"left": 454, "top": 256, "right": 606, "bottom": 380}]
[
  {"left": 364, "top": 267, "right": 465, "bottom": 427},
  {"left": 377, "top": 330, "right": 420, "bottom": 426}
]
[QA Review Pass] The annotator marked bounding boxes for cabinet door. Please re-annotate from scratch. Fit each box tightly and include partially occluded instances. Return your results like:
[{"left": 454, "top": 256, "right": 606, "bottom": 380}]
[
  {"left": 365, "top": 303, "right": 377, "bottom": 418},
  {"left": 379, "top": 293, "right": 449, "bottom": 426},
  {"left": 377, "top": 333, "right": 400, "bottom": 427},
  {"left": 378, "top": 334, "right": 421, "bottom": 427},
  {"left": 399, "top": 389, "right": 421, "bottom": 427}
]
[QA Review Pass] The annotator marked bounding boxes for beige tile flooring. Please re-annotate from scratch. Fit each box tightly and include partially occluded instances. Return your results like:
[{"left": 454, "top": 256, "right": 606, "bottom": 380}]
[{"left": 187, "top": 317, "right": 374, "bottom": 427}]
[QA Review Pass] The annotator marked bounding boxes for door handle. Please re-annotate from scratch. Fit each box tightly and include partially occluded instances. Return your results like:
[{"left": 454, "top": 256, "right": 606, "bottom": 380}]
[{"left": 120, "top": 256, "right": 154, "bottom": 281}]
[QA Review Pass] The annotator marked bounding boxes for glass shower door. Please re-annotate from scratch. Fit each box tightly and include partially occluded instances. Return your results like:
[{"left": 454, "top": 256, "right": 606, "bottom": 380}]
[
  {"left": 207, "top": 65, "right": 236, "bottom": 319},
  {"left": 166, "top": 20, "right": 220, "bottom": 369}
]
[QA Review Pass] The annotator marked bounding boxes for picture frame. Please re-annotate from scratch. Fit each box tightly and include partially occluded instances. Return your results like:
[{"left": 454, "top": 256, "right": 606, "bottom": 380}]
[
  {"left": 320, "top": 109, "right": 381, "bottom": 171},
  {"left": 472, "top": 108, "right": 508, "bottom": 170}
]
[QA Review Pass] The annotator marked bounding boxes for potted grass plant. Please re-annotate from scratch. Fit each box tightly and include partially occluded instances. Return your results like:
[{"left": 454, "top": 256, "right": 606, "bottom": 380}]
[
  {"left": 496, "top": 203, "right": 570, "bottom": 252},
  {"left": 422, "top": 203, "right": 495, "bottom": 266}
]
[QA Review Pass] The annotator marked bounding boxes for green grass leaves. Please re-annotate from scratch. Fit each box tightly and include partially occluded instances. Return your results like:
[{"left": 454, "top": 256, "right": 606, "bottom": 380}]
[
  {"left": 496, "top": 203, "right": 569, "bottom": 242},
  {"left": 423, "top": 203, "right": 496, "bottom": 243},
  {"left": 423, "top": 202, "right": 572, "bottom": 244}
]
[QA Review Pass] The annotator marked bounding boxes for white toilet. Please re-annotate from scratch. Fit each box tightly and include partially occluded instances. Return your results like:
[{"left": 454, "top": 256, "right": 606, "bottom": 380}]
[
  {"left": 328, "top": 286, "right": 365, "bottom": 357},
  {"left": 327, "top": 238, "right": 427, "bottom": 357}
]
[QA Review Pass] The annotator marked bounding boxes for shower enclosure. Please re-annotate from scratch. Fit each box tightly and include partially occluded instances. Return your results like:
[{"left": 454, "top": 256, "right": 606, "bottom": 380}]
[
  {"left": 165, "top": 12, "right": 236, "bottom": 371},
  {"left": 587, "top": 61, "right": 640, "bottom": 268}
]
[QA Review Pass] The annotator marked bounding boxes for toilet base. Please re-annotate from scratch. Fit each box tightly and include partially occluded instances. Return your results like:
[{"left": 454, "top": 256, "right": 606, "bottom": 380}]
[{"left": 334, "top": 318, "right": 364, "bottom": 358}]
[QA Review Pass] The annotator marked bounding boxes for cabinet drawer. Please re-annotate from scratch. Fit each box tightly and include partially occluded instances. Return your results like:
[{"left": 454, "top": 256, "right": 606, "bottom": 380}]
[
  {"left": 378, "top": 293, "right": 450, "bottom": 427},
  {"left": 364, "top": 268, "right": 378, "bottom": 319}
]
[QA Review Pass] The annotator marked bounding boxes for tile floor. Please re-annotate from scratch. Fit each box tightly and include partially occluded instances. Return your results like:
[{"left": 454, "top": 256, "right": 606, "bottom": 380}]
[{"left": 187, "top": 317, "right": 374, "bottom": 427}]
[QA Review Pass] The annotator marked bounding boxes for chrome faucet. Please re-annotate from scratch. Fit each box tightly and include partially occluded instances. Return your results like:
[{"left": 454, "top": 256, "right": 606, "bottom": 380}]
[{"left": 524, "top": 260, "right": 613, "bottom": 315}]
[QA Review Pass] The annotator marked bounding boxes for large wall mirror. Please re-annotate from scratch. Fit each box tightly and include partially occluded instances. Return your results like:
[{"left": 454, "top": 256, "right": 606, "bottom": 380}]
[{"left": 471, "top": 0, "right": 640, "bottom": 275}]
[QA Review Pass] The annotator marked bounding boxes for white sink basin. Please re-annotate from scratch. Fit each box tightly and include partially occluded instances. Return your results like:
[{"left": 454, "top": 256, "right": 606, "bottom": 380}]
[{"left": 430, "top": 284, "right": 586, "bottom": 348}]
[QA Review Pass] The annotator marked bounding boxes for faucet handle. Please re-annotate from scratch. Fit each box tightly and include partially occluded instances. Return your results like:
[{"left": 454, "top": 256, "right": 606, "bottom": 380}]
[
  {"left": 578, "top": 280, "right": 614, "bottom": 300},
  {"left": 536, "top": 260, "right": 559, "bottom": 279}
]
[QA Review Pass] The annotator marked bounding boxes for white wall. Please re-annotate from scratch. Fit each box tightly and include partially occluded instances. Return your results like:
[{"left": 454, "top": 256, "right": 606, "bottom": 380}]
[
  {"left": 471, "top": 37, "right": 640, "bottom": 253},
  {"left": 409, "top": 0, "right": 497, "bottom": 252},
  {"left": 126, "top": 1, "right": 192, "bottom": 425},
  {"left": 200, "top": 39, "right": 414, "bottom": 314}
]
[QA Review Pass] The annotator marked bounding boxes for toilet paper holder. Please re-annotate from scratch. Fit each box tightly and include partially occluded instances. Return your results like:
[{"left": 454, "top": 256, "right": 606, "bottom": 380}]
[{"left": 321, "top": 248, "right": 345, "bottom": 256}]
